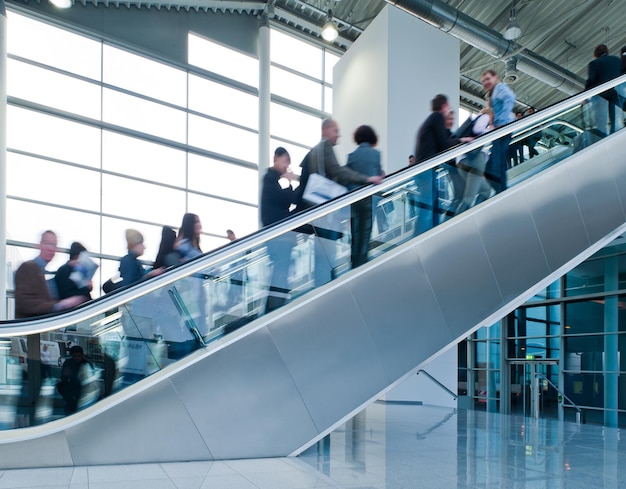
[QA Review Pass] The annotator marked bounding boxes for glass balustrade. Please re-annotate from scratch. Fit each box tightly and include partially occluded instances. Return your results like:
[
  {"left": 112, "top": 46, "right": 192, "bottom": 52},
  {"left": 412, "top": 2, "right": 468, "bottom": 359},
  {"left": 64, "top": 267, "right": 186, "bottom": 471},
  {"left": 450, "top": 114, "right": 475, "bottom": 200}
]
[{"left": 0, "top": 74, "right": 625, "bottom": 430}]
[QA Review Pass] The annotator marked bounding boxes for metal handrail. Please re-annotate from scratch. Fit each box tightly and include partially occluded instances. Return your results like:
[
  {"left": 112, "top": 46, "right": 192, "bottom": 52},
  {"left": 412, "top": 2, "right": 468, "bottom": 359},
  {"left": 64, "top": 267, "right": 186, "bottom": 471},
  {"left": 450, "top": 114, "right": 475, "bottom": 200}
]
[
  {"left": 510, "top": 118, "right": 584, "bottom": 145},
  {"left": 535, "top": 372, "right": 584, "bottom": 424},
  {"left": 2, "top": 74, "right": 625, "bottom": 336},
  {"left": 417, "top": 369, "right": 458, "bottom": 400}
]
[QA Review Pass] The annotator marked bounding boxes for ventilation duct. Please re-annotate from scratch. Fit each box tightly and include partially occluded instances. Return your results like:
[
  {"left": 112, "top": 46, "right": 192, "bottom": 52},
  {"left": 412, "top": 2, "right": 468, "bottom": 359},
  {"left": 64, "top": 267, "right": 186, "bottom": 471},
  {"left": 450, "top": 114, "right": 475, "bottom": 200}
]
[
  {"left": 385, "top": 0, "right": 584, "bottom": 95},
  {"left": 504, "top": 56, "right": 519, "bottom": 84}
]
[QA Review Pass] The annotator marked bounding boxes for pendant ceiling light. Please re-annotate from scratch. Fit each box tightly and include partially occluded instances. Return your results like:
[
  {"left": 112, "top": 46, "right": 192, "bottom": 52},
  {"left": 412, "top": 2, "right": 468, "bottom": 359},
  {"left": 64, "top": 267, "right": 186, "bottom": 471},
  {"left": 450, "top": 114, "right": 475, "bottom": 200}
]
[
  {"left": 49, "top": 0, "right": 72, "bottom": 8},
  {"left": 503, "top": 6, "right": 522, "bottom": 41},
  {"left": 321, "top": 10, "right": 339, "bottom": 42}
]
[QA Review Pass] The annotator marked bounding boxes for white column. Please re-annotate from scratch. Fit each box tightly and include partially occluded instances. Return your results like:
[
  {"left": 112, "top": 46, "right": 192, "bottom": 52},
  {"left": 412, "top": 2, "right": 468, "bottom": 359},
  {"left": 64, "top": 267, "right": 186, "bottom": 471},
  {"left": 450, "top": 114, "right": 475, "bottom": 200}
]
[
  {"left": 337, "top": 5, "right": 460, "bottom": 405},
  {"left": 333, "top": 5, "right": 460, "bottom": 174},
  {"left": 257, "top": 17, "right": 270, "bottom": 227},
  {"left": 0, "top": 0, "right": 8, "bottom": 320}
]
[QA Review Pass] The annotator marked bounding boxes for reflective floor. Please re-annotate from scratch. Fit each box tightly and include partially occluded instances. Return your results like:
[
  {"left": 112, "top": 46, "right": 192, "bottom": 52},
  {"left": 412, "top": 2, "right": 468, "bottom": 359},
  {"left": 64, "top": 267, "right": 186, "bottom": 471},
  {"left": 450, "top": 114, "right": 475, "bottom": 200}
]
[{"left": 0, "top": 402, "right": 623, "bottom": 488}]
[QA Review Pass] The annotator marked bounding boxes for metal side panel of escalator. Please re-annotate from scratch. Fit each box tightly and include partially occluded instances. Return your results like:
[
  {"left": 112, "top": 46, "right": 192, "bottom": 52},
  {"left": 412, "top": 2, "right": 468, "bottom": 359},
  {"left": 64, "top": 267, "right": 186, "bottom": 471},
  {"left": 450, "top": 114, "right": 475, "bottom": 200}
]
[{"left": 0, "top": 77, "right": 625, "bottom": 467}]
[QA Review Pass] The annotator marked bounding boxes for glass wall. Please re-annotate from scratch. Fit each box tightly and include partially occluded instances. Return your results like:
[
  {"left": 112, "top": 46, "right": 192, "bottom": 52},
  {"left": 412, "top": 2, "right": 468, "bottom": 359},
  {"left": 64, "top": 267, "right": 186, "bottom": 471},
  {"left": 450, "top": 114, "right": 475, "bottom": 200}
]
[
  {"left": 4, "top": 12, "right": 339, "bottom": 313},
  {"left": 460, "top": 242, "right": 626, "bottom": 427},
  {"left": 268, "top": 28, "right": 339, "bottom": 168}
]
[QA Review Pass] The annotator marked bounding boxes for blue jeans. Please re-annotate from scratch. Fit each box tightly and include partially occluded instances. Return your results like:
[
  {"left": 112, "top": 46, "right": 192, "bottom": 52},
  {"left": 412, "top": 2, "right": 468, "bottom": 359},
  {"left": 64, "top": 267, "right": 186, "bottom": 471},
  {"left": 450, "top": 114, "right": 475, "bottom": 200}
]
[
  {"left": 351, "top": 196, "right": 373, "bottom": 268},
  {"left": 413, "top": 170, "right": 437, "bottom": 236},
  {"left": 266, "top": 233, "right": 296, "bottom": 311},
  {"left": 486, "top": 135, "right": 511, "bottom": 194},
  {"left": 591, "top": 94, "right": 624, "bottom": 136}
]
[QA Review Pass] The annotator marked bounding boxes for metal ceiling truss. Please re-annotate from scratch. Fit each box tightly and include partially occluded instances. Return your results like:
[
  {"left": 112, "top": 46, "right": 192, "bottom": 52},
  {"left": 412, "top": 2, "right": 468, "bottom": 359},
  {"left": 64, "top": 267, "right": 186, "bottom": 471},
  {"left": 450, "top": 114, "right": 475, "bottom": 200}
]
[
  {"left": 75, "top": 0, "right": 265, "bottom": 12},
  {"left": 67, "top": 0, "right": 359, "bottom": 47}
]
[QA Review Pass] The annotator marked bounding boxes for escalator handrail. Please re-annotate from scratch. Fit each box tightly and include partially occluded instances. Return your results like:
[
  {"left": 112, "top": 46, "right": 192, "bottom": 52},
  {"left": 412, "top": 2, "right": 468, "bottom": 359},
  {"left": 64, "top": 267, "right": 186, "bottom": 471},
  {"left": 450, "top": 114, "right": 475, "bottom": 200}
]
[
  {"left": 372, "top": 72, "right": 626, "bottom": 194},
  {"left": 1, "top": 73, "right": 625, "bottom": 335}
]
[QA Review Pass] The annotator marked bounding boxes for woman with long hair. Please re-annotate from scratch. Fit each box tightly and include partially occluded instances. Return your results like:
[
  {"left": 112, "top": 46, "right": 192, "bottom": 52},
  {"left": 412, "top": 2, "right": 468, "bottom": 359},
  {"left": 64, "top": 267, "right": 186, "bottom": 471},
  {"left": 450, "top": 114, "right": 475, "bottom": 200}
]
[
  {"left": 174, "top": 213, "right": 202, "bottom": 262},
  {"left": 153, "top": 226, "right": 178, "bottom": 268}
]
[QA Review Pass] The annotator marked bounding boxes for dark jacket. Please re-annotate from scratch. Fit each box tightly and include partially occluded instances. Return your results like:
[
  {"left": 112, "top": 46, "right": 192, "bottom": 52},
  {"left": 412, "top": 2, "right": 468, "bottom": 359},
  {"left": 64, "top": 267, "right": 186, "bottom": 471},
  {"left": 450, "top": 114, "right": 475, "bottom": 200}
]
[
  {"left": 261, "top": 168, "right": 296, "bottom": 226},
  {"left": 55, "top": 262, "right": 92, "bottom": 300},
  {"left": 14, "top": 260, "right": 56, "bottom": 318},
  {"left": 345, "top": 143, "right": 382, "bottom": 191},
  {"left": 414, "top": 112, "right": 461, "bottom": 163},
  {"left": 586, "top": 54, "right": 621, "bottom": 101},
  {"left": 119, "top": 251, "right": 145, "bottom": 288}
]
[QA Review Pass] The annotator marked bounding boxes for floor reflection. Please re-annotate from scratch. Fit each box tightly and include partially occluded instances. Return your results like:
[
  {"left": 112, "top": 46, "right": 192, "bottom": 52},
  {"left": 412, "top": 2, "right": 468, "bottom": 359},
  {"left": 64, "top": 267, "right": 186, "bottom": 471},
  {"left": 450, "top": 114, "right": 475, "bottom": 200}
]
[
  {"left": 298, "top": 401, "right": 623, "bottom": 488},
  {"left": 1, "top": 402, "right": 624, "bottom": 488}
]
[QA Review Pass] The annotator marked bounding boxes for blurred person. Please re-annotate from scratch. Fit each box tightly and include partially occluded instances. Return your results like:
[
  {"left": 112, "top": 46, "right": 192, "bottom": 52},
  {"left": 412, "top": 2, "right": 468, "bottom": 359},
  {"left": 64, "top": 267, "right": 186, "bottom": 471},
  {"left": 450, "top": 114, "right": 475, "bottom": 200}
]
[
  {"left": 585, "top": 44, "right": 622, "bottom": 136},
  {"left": 261, "top": 147, "right": 298, "bottom": 226},
  {"left": 173, "top": 214, "right": 207, "bottom": 338},
  {"left": 346, "top": 125, "right": 384, "bottom": 268},
  {"left": 442, "top": 110, "right": 465, "bottom": 219},
  {"left": 174, "top": 213, "right": 203, "bottom": 262},
  {"left": 223, "top": 228, "right": 244, "bottom": 311},
  {"left": 508, "top": 112, "right": 524, "bottom": 166},
  {"left": 56, "top": 345, "right": 93, "bottom": 415},
  {"left": 618, "top": 46, "right": 626, "bottom": 114},
  {"left": 261, "top": 147, "right": 298, "bottom": 311},
  {"left": 522, "top": 107, "right": 541, "bottom": 159},
  {"left": 296, "top": 119, "right": 382, "bottom": 213},
  {"left": 118, "top": 229, "right": 164, "bottom": 288},
  {"left": 407, "top": 155, "right": 418, "bottom": 219},
  {"left": 481, "top": 69, "right": 515, "bottom": 194},
  {"left": 40, "top": 343, "right": 53, "bottom": 380},
  {"left": 413, "top": 94, "right": 473, "bottom": 235},
  {"left": 153, "top": 226, "right": 179, "bottom": 269},
  {"left": 455, "top": 108, "right": 495, "bottom": 215},
  {"left": 54, "top": 242, "right": 93, "bottom": 301},
  {"left": 14, "top": 230, "right": 87, "bottom": 318},
  {"left": 296, "top": 118, "right": 382, "bottom": 287}
]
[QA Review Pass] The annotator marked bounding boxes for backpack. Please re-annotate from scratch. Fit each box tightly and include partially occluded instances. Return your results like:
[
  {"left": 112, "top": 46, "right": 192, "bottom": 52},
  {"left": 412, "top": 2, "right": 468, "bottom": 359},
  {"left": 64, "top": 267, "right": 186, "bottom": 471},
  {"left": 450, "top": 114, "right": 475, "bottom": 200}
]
[
  {"left": 455, "top": 114, "right": 490, "bottom": 139},
  {"left": 455, "top": 116, "right": 476, "bottom": 139}
]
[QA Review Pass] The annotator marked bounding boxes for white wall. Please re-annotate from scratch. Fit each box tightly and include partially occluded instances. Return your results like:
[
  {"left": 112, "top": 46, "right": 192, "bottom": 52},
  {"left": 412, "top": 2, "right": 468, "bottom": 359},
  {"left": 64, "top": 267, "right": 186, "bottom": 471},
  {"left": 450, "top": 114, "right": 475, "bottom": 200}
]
[
  {"left": 333, "top": 4, "right": 460, "bottom": 174},
  {"left": 333, "top": 6, "right": 460, "bottom": 407},
  {"left": 332, "top": 7, "right": 389, "bottom": 168},
  {"left": 384, "top": 346, "right": 458, "bottom": 408}
]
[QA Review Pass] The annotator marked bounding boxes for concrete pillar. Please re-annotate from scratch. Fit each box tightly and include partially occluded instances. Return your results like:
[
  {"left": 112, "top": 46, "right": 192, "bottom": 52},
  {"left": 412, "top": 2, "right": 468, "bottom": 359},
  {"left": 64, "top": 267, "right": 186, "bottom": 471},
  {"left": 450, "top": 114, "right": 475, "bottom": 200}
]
[
  {"left": 257, "top": 17, "right": 270, "bottom": 227},
  {"left": 337, "top": 5, "right": 460, "bottom": 406},
  {"left": 0, "top": 0, "right": 7, "bottom": 320},
  {"left": 334, "top": 5, "right": 459, "bottom": 174}
]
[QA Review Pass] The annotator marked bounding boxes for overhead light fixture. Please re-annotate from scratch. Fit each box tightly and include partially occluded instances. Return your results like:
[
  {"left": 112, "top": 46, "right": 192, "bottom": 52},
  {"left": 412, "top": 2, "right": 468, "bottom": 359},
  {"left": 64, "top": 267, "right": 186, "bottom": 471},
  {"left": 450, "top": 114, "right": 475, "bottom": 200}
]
[
  {"left": 49, "top": 0, "right": 72, "bottom": 8},
  {"left": 321, "top": 10, "right": 339, "bottom": 42},
  {"left": 503, "top": 7, "right": 522, "bottom": 41}
]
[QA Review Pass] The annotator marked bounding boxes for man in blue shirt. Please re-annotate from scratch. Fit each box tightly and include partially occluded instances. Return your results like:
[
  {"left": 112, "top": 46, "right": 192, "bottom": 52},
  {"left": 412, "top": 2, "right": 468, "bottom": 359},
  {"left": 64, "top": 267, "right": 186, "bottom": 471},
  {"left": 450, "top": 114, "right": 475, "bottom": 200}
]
[{"left": 481, "top": 69, "right": 516, "bottom": 194}]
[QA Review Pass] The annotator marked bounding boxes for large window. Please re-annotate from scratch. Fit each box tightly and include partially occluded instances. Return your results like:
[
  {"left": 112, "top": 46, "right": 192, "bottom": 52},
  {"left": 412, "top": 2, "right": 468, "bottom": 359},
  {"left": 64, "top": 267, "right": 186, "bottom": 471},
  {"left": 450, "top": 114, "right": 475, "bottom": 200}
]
[
  {"left": 188, "top": 33, "right": 258, "bottom": 88},
  {"left": 5, "top": 11, "right": 341, "bottom": 309},
  {"left": 268, "top": 28, "right": 339, "bottom": 164},
  {"left": 5, "top": 11, "right": 266, "bottom": 303},
  {"left": 461, "top": 242, "right": 626, "bottom": 427}
]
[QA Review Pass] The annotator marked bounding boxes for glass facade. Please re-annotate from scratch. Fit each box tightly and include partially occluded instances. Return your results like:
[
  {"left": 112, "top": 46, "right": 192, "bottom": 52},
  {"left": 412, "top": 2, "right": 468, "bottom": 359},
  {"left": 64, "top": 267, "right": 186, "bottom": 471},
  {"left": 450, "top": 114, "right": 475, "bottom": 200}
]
[
  {"left": 460, "top": 242, "right": 626, "bottom": 428},
  {"left": 4, "top": 11, "right": 338, "bottom": 314}
]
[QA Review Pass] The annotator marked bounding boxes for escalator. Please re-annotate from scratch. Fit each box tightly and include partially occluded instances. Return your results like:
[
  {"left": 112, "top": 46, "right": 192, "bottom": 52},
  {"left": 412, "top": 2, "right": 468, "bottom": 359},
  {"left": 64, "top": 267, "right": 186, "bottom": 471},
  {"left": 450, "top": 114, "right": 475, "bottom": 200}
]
[{"left": 0, "top": 76, "right": 625, "bottom": 468}]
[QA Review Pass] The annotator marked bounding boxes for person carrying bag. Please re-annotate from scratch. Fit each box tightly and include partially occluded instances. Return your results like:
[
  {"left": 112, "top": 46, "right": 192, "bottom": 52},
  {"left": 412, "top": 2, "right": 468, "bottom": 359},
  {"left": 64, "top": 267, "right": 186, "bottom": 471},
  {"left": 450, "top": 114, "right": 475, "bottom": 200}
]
[{"left": 301, "top": 142, "right": 349, "bottom": 240}]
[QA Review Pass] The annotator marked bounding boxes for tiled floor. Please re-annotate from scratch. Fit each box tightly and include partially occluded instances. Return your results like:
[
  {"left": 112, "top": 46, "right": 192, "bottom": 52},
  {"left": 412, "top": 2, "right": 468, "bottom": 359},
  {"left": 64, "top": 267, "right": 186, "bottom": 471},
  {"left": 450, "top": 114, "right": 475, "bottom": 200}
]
[{"left": 0, "top": 402, "right": 624, "bottom": 488}]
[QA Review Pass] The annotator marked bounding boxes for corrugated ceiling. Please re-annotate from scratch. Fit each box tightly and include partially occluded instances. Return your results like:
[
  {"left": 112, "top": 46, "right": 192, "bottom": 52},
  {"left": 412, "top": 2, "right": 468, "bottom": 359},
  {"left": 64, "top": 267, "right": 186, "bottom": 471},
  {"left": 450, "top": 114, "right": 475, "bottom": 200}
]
[{"left": 8, "top": 0, "right": 626, "bottom": 112}]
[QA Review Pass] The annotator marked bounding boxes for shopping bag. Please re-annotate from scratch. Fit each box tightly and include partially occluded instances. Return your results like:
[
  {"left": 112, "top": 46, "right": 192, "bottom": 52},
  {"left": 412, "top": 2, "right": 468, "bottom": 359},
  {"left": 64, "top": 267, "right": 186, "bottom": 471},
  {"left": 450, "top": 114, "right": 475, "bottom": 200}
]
[{"left": 302, "top": 172, "right": 348, "bottom": 206}]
